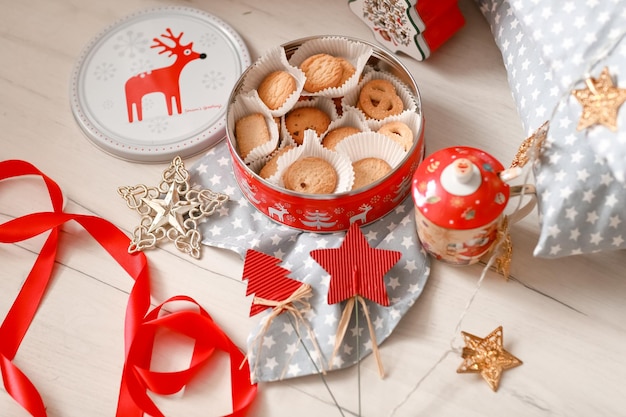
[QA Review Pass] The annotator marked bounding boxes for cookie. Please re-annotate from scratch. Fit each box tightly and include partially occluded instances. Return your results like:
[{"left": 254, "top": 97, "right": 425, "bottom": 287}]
[
  {"left": 258, "top": 70, "right": 297, "bottom": 110},
  {"left": 336, "top": 57, "right": 356, "bottom": 86},
  {"left": 321, "top": 126, "right": 361, "bottom": 150},
  {"left": 351, "top": 157, "right": 392, "bottom": 190},
  {"left": 300, "top": 53, "right": 343, "bottom": 93},
  {"left": 283, "top": 156, "right": 338, "bottom": 194},
  {"left": 259, "top": 145, "right": 294, "bottom": 179},
  {"left": 234, "top": 113, "right": 270, "bottom": 159},
  {"left": 378, "top": 121, "right": 413, "bottom": 151},
  {"left": 358, "top": 79, "right": 404, "bottom": 119},
  {"left": 284, "top": 107, "right": 331, "bottom": 145}
]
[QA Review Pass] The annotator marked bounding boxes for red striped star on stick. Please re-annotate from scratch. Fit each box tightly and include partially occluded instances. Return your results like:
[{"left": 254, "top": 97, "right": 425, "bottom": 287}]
[{"left": 310, "top": 222, "right": 402, "bottom": 378}]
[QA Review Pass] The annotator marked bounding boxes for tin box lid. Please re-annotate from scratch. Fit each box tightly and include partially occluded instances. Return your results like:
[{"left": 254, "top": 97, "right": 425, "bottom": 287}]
[
  {"left": 412, "top": 146, "right": 510, "bottom": 230},
  {"left": 70, "top": 6, "right": 250, "bottom": 163}
]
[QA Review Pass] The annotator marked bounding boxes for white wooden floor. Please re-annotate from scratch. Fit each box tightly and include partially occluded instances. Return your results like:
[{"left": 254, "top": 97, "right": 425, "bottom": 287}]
[{"left": 1, "top": 0, "right": 625, "bottom": 416}]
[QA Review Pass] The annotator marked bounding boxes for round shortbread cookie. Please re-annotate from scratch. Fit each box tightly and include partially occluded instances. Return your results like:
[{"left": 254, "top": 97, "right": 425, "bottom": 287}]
[
  {"left": 300, "top": 53, "right": 343, "bottom": 93},
  {"left": 358, "top": 79, "right": 404, "bottom": 119},
  {"left": 321, "top": 126, "right": 361, "bottom": 150},
  {"left": 283, "top": 156, "right": 338, "bottom": 194},
  {"left": 378, "top": 121, "right": 413, "bottom": 151},
  {"left": 351, "top": 157, "right": 391, "bottom": 190},
  {"left": 234, "top": 113, "right": 270, "bottom": 159},
  {"left": 284, "top": 107, "right": 331, "bottom": 145},
  {"left": 258, "top": 70, "right": 296, "bottom": 110},
  {"left": 259, "top": 145, "right": 294, "bottom": 179}
]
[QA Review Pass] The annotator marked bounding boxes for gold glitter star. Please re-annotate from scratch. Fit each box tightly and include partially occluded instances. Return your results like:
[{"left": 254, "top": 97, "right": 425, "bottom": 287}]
[
  {"left": 510, "top": 121, "right": 548, "bottom": 169},
  {"left": 457, "top": 326, "right": 522, "bottom": 391},
  {"left": 118, "top": 156, "right": 228, "bottom": 258},
  {"left": 493, "top": 216, "right": 513, "bottom": 280},
  {"left": 572, "top": 67, "right": 626, "bottom": 131}
]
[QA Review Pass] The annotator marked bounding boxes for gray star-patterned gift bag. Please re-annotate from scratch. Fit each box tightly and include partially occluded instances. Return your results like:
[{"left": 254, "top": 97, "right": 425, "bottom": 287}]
[
  {"left": 476, "top": 0, "right": 626, "bottom": 258},
  {"left": 191, "top": 143, "right": 430, "bottom": 382}
]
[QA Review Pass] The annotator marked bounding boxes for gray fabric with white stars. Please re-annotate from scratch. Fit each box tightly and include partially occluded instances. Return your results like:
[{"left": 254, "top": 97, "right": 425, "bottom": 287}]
[
  {"left": 476, "top": 0, "right": 626, "bottom": 257},
  {"left": 191, "top": 143, "right": 430, "bottom": 382}
]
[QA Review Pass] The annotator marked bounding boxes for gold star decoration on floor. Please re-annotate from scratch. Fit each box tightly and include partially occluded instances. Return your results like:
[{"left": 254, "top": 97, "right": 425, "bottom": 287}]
[
  {"left": 572, "top": 67, "right": 626, "bottom": 132},
  {"left": 118, "top": 156, "right": 228, "bottom": 258},
  {"left": 457, "top": 326, "right": 522, "bottom": 392}
]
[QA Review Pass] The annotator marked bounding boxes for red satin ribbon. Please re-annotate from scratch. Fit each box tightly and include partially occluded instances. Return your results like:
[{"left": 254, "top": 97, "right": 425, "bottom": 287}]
[{"left": 0, "top": 160, "right": 257, "bottom": 417}]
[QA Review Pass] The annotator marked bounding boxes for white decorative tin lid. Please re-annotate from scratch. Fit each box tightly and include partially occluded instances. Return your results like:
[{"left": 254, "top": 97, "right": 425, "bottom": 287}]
[{"left": 70, "top": 6, "right": 250, "bottom": 162}]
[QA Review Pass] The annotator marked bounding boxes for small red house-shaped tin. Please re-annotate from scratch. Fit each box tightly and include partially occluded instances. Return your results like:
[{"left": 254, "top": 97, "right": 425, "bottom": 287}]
[
  {"left": 226, "top": 37, "right": 425, "bottom": 232},
  {"left": 349, "top": 0, "right": 465, "bottom": 61},
  {"left": 411, "top": 147, "right": 511, "bottom": 264}
]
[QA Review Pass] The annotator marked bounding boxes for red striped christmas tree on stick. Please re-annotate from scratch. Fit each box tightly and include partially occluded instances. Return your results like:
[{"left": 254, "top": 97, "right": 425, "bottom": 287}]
[
  {"left": 242, "top": 249, "right": 306, "bottom": 316},
  {"left": 241, "top": 249, "right": 325, "bottom": 381}
]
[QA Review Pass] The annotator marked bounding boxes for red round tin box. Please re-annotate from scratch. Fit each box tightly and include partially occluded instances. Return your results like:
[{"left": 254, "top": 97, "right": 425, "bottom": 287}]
[{"left": 226, "top": 36, "right": 424, "bottom": 232}]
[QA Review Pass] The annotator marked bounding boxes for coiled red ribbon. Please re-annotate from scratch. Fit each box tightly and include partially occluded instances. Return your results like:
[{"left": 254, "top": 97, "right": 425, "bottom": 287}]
[{"left": 0, "top": 160, "right": 257, "bottom": 416}]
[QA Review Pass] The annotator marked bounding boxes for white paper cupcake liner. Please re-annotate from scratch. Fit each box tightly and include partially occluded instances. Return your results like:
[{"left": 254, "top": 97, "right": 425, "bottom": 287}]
[
  {"left": 228, "top": 93, "right": 280, "bottom": 165},
  {"left": 239, "top": 45, "right": 306, "bottom": 117},
  {"left": 334, "top": 132, "right": 407, "bottom": 169},
  {"left": 366, "top": 110, "right": 423, "bottom": 152},
  {"left": 319, "top": 108, "right": 371, "bottom": 151},
  {"left": 324, "top": 107, "right": 370, "bottom": 133},
  {"left": 288, "top": 36, "right": 373, "bottom": 97},
  {"left": 270, "top": 132, "right": 354, "bottom": 193}
]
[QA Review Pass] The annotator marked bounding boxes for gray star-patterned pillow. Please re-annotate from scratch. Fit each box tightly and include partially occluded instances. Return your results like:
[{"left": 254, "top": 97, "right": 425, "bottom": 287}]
[
  {"left": 475, "top": 0, "right": 626, "bottom": 258},
  {"left": 190, "top": 143, "right": 430, "bottom": 382}
]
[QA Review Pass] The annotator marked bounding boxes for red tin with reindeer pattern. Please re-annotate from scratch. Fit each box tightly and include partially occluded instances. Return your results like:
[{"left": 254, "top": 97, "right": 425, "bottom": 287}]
[{"left": 226, "top": 37, "right": 425, "bottom": 232}]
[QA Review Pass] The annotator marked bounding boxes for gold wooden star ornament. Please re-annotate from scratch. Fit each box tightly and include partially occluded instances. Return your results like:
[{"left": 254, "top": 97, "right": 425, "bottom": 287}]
[
  {"left": 572, "top": 67, "right": 626, "bottom": 131},
  {"left": 457, "top": 326, "right": 522, "bottom": 391},
  {"left": 118, "top": 156, "right": 228, "bottom": 258}
]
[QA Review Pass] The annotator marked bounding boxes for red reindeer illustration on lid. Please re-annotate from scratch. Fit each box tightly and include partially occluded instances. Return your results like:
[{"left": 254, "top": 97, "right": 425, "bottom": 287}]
[{"left": 125, "top": 28, "right": 206, "bottom": 122}]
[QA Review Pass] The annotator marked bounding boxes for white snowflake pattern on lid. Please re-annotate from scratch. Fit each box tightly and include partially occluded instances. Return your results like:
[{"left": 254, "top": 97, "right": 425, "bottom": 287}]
[{"left": 71, "top": 7, "right": 250, "bottom": 162}]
